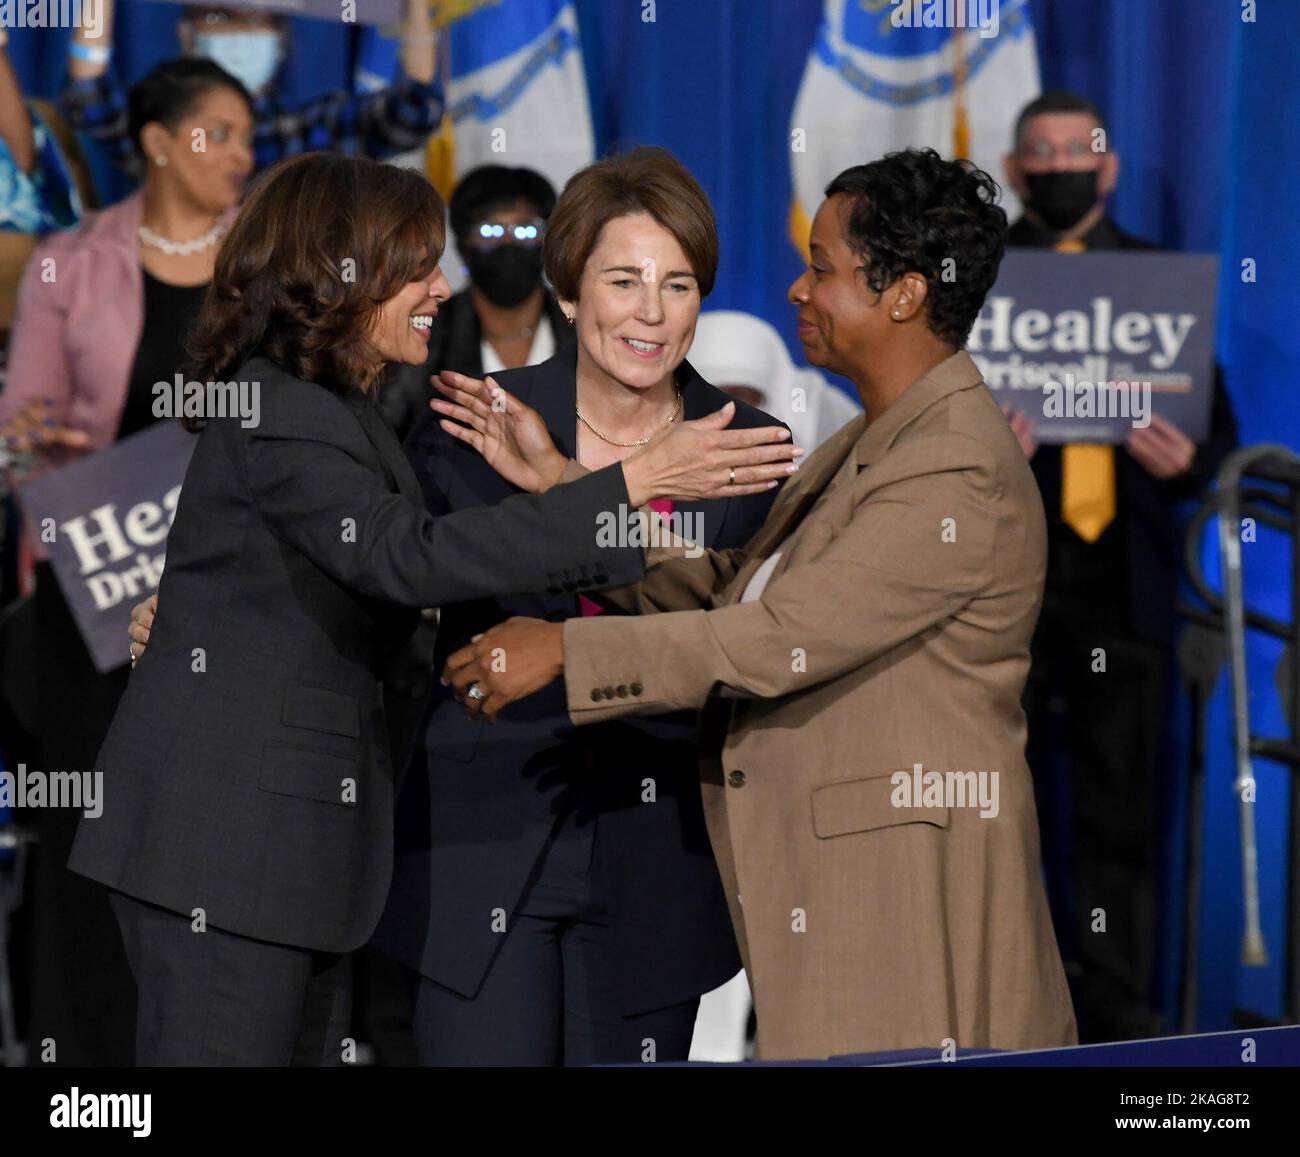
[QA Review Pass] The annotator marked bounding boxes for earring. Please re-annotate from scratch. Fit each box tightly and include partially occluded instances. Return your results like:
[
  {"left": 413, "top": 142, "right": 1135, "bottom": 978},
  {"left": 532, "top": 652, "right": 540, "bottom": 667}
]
[
  {"left": 153, "top": 154, "right": 168, "bottom": 167},
  {"left": 565, "top": 314, "right": 575, "bottom": 325},
  {"left": 892, "top": 310, "right": 901, "bottom": 319}
]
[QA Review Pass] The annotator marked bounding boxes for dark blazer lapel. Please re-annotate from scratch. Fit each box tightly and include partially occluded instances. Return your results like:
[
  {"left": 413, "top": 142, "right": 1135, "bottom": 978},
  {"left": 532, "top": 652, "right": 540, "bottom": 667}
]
[
  {"left": 518, "top": 342, "right": 579, "bottom": 459},
  {"left": 342, "top": 390, "right": 427, "bottom": 507}
]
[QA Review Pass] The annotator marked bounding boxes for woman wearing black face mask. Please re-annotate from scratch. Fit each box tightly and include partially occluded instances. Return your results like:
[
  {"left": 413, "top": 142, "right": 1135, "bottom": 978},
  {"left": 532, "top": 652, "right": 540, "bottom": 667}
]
[{"left": 378, "top": 165, "right": 576, "bottom": 442}]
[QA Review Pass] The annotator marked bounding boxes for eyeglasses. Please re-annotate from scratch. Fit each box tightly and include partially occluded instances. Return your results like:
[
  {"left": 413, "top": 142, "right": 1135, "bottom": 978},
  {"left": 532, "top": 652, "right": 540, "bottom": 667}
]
[
  {"left": 467, "top": 218, "right": 546, "bottom": 250},
  {"left": 1019, "top": 139, "right": 1100, "bottom": 161}
]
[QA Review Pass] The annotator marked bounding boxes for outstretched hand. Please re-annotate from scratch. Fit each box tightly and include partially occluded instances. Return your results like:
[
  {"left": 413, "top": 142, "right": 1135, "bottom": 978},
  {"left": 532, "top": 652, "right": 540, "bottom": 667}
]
[{"left": 430, "top": 371, "right": 568, "bottom": 493}]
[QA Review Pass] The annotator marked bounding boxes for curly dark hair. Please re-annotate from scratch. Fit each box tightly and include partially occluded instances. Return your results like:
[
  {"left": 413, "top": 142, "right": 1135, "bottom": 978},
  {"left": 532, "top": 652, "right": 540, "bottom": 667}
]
[
  {"left": 187, "top": 153, "right": 445, "bottom": 396},
  {"left": 824, "top": 148, "right": 1007, "bottom": 349}
]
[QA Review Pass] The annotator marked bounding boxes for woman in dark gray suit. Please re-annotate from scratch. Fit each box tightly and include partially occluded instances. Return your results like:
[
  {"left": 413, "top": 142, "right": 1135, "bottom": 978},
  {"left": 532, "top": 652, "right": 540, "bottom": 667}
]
[{"left": 72, "top": 152, "right": 796, "bottom": 1066}]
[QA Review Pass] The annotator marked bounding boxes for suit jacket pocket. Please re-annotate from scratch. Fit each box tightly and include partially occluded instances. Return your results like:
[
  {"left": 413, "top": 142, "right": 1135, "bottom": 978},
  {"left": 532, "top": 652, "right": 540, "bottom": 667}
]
[
  {"left": 281, "top": 683, "right": 362, "bottom": 739},
  {"left": 810, "top": 770, "right": 951, "bottom": 839},
  {"left": 259, "top": 740, "right": 360, "bottom": 807}
]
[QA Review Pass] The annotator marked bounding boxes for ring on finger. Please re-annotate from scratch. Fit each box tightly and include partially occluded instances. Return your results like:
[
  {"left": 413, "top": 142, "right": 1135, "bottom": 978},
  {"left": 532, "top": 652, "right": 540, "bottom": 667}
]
[{"left": 728, "top": 467, "right": 736, "bottom": 486}]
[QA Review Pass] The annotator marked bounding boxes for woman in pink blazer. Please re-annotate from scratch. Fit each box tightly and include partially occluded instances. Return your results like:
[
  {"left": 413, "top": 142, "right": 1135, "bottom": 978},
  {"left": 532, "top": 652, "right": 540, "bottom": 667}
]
[
  {"left": 0, "top": 57, "right": 251, "bottom": 1066},
  {"left": 2, "top": 58, "right": 251, "bottom": 461}
]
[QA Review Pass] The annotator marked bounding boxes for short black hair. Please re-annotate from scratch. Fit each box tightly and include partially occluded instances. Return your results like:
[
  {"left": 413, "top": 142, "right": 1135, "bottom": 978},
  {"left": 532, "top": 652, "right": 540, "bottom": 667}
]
[
  {"left": 824, "top": 148, "right": 1007, "bottom": 350},
  {"left": 127, "top": 57, "right": 253, "bottom": 159},
  {"left": 1013, "top": 90, "right": 1108, "bottom": 149},
  {"left": 449, "top": 165, "right": 558, "bottom": 244}
]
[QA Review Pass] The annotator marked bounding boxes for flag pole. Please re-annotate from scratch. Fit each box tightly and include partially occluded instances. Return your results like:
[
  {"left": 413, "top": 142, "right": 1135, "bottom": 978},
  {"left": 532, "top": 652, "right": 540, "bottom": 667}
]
[{"left": 952, "top": 26, "right": 971, "bottom": 160}]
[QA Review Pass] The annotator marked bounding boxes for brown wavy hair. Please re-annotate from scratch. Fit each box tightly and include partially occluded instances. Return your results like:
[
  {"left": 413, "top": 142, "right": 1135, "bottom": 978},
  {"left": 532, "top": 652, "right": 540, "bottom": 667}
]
[{"left": 187, "top": 152, "right": 445, "bottom": 394}]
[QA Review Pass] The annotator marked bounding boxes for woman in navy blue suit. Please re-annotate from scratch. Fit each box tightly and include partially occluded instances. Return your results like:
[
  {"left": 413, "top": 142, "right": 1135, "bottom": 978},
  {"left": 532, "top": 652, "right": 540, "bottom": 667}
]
[{"left": 370, "top": 149, "right": 787, "bottom": 1065}]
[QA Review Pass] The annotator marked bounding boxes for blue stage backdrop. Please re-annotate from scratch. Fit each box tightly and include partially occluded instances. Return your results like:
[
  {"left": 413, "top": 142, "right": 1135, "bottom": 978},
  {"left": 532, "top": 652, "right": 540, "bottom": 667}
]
[{"left": 8, "top": 0, "right": 1300, "bottom": 1032}]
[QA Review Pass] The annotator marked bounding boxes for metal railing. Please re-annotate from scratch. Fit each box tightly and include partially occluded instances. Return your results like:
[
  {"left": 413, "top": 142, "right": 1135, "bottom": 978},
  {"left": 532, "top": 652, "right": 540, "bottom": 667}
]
[{"left": 1179, "top": 444, "right": 1300, "bottom": 1029}]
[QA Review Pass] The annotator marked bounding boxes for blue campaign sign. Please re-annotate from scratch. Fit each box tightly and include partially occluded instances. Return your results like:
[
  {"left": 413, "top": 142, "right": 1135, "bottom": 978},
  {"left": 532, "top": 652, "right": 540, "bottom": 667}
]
[
  {"left": 17, "top": 421, "right": 198, "bottom": 674},
  {"left": 967, "top": 249, "right": 1219, "bottom": 444}
]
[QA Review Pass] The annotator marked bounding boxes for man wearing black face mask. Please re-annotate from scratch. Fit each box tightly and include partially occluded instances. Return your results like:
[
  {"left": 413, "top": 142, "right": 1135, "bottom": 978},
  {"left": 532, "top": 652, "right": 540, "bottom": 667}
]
[
  {"left": 1006, "top": 92, "right": 1125, "bottom": 246},
  {"left": 1001, "top": 91, "right": 1238, "bottom": 1044},
  {"left": 378, "top": 165, "right": 574, "bottom": 443}
]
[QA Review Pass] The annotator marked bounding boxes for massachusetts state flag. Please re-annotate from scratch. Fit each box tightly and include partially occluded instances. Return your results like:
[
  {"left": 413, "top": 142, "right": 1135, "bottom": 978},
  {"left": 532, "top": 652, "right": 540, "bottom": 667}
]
[
  {"left": 789, "top": 0, "right": 1040, "bottom": 256},
  {"left": 429, "top": 0, "right": 595, "bottom": 202}
]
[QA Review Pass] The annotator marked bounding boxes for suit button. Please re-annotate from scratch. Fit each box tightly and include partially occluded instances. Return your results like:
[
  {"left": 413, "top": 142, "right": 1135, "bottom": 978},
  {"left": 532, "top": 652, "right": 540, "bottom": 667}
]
[
  {"left": 590, "top": 689, "right": 603, "bottom": 702},
  {"left": 728, "top": 770, "right": 746, "bottom": 787},
  {"left": 602, "top": 685, "right": 615, "bottom": 699},
  {"left": 616, "top": 685, "right": 628, "bottom": 698},
  {"left": 630, "top": 682, "right": 643, "bottom": 696},
  {"left": 563, "top": 581, "right": 578, "bottom": 592}
]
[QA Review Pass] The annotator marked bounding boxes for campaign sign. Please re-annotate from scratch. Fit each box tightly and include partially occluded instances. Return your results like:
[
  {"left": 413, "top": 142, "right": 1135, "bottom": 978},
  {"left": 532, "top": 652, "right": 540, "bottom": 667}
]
[
  {"left": 17, "top": 421, "right": 197, "bottom": 674},
  {"left": 138, "top": 0, "right": 406, "bottom": 26},
  {"left": 967, "top": 250, "right": 1219, "bottom": 443}
]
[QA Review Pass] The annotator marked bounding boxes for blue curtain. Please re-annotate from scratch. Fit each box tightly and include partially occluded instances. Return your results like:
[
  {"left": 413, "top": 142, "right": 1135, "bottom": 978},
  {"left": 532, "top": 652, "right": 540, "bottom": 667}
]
[
  {"left": 9, "top": 0, "right": 1300, "bottom": 1031},
  {"left": 1030, "top": 0, "right": 1300, "bottom": 1031}
]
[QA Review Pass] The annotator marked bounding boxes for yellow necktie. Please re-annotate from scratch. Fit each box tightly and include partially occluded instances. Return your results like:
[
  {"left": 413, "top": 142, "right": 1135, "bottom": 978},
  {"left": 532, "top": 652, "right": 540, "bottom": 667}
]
[{"left": 1055, "top": 237, "right": 1115, "bottom": 542}]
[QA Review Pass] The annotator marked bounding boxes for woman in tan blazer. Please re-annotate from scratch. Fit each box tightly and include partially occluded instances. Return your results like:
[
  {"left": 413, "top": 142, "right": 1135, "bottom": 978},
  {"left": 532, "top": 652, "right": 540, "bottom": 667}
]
[{"left": 435, "top": 148, "right": 1078, "bottom": 1061}]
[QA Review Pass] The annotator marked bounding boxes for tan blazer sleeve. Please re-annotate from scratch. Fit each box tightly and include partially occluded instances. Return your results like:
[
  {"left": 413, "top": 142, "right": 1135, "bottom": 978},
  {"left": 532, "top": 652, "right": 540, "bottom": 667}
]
[
  {"left": 563, "top": 432, "right": 1002, "bottom": 722},
  {"left": 555, "top": 458, "right": 749, "bottom": 614}
]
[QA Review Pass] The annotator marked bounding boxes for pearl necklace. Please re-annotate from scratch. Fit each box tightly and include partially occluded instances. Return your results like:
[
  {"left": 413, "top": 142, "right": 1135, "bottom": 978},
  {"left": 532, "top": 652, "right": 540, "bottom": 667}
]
[
  {"left": 576, "top": 388, "right": 682, "bottom": 447},
  {"left": 138, "top": 218, "right": 228, "bottom": 257}
]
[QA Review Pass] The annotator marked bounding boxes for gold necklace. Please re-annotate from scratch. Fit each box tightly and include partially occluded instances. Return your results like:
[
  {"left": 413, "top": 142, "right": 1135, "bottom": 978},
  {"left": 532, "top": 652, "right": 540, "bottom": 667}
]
[{"left": 576, "top": 388, "right": 682, "bottom": 447}]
